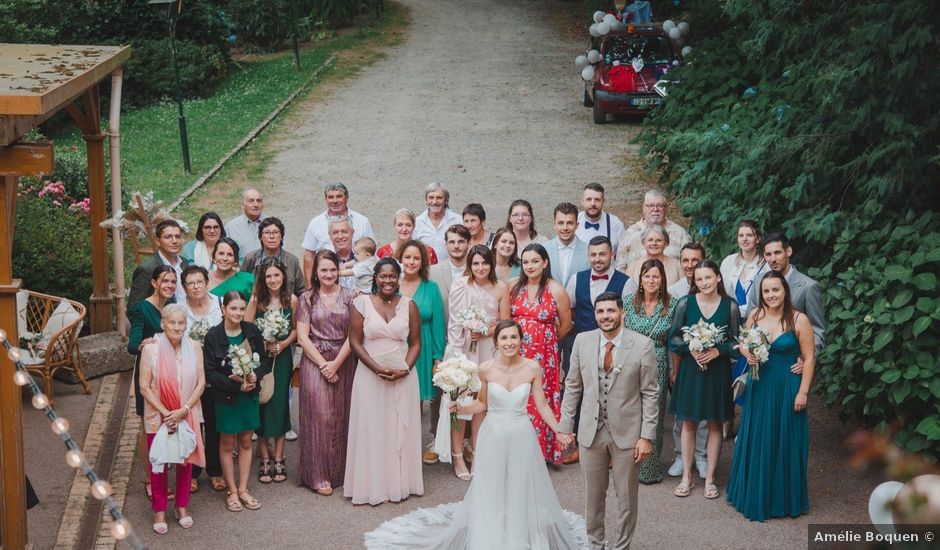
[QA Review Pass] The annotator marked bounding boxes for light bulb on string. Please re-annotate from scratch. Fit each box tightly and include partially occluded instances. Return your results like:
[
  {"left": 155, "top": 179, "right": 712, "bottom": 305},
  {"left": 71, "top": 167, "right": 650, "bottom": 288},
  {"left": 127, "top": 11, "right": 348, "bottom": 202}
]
[
  {"left": 91, "top": 480, "right": 112, "bottom": 500},
  {"left": 32, "top": 393, "right": 49, "bottom": 409},
  {"left": 13, "top": 370, "right": 29, "bottom": 386},
  {"left": 0, "top": 328, "right": 7, "bottom": 343},
  {"left": 110, "top": 518, "right": 131, "bottom": 540},
  {"left": 66, "top": 449, "right": 84, "bottom": 468},
  {"left": 8, "top": 348, "right": 21, "bottom": 362},
  {"left": 51, "top": 417, "right": 70, "bottom": 435}
]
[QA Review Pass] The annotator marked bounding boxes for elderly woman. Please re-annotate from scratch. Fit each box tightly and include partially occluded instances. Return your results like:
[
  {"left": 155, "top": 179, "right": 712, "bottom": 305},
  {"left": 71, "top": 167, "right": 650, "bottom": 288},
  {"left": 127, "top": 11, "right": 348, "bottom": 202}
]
[
  {"left": 505, "top": 199, "right": 546, "bottom": 257},
  {"left": 376, "top": 209, "right": 439, "bottom": 265},
  {"left": 240, "top": 217, "right": 307, "bottom": 296},
  {"left": 208, "top": 238, "right": 254, "bottom": 301},
  {"left": 203, "top": 291, "right": 269, "bottom": 512},
  {"left": 624, "top": 225, "right": 682, "bottom": 286},
  {"left": 138, "top": 304, "right": 205, "bottom": 534},
  {"left": 181, "top": 212, "right": 225, "bottom": 270}
]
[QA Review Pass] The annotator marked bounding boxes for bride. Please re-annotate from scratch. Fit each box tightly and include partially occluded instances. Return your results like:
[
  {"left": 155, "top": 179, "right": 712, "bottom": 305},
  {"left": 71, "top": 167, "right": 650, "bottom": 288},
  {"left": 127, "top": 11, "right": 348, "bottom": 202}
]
[{"left": 364, "top": 320, "right": 588, "bottom": 549}]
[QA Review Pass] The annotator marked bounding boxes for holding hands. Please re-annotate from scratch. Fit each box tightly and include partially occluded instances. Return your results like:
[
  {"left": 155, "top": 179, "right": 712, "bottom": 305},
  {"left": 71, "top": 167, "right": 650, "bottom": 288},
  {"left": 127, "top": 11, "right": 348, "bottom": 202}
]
[{"left": 556, "top": 432, "right": 576, "bottom": 449}]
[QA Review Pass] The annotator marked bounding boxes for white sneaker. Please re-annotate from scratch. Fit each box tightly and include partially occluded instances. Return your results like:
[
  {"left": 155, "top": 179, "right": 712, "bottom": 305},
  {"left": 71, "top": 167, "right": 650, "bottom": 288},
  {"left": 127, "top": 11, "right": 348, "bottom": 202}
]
[
  {"left": 251, "top": 433, "right": 258, "bottom": 442},
  {"left": 696, "top": 459, "right": 708, "bottom": 479},
  {"left": 285, "top": 430, "right": 298, "bottom": 442},
  {"left": 667, "top": 457, "right": 683, "bottom": 477}
]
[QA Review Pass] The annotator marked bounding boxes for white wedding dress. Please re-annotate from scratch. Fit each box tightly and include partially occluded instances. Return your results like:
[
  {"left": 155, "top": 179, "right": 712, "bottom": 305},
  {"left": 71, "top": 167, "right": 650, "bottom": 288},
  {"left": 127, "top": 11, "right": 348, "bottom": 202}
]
[{"left": 364, "top": 382, "right": 588, "bottom": 549}]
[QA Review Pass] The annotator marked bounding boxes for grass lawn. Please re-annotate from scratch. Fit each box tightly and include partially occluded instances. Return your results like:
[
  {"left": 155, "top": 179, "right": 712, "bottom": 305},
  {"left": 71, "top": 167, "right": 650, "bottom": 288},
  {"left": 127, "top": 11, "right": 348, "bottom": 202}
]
[{"left": 50, "top": 4, "right": 404, "bottom": 206}]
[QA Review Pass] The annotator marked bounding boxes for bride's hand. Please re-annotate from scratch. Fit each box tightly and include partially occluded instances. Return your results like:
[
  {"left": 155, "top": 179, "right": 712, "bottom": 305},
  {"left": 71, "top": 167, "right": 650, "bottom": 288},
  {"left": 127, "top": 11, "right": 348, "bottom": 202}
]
[{"left": 448, "top": 401, "right": 460, "bottom": 414}]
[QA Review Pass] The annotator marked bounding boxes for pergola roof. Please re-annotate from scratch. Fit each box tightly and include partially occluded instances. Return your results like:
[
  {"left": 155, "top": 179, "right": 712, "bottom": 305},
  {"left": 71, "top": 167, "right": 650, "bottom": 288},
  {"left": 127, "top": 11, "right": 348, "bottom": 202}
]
[{"left": 0, "top": 43, "right": 131, "bottom": 145}]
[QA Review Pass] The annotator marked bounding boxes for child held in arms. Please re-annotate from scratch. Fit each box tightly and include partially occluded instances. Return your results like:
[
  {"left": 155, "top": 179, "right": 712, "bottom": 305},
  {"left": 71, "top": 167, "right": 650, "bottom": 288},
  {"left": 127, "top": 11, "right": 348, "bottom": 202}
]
[{"left": 342, "top": 237, "right": 379, "bottom": 294}]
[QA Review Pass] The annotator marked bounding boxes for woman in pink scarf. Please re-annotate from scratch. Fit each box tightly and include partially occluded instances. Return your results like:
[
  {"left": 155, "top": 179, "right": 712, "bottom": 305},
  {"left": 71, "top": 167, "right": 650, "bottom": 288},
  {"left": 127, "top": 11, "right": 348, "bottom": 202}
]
[{"left": 139, "top": 303, "right": 206, "bottom": 534}]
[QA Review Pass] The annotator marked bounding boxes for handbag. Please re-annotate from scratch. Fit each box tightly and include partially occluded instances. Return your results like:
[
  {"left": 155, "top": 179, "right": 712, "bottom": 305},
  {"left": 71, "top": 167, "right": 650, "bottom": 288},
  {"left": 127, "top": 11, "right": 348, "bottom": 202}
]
[
  {"left": 732, "top": 372, "right": 749, "bottom": 402},
  {"left": 372, "top": 347, "right": 408, "bottom": 372},
  {"left": 259, "top": 371, "right": 275, "bottom": 404}
]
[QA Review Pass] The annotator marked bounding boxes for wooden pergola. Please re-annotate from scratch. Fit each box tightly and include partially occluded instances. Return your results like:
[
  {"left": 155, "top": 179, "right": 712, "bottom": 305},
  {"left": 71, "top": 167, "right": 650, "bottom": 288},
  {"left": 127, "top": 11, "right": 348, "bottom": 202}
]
[{"left": 0, "top": 43, "right": 130, "bottom": 548}]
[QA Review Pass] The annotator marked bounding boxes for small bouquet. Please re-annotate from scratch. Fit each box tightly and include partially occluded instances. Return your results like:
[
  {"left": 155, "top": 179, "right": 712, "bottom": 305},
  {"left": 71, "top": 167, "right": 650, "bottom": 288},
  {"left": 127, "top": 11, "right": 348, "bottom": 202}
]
[
  {"left": 738, "top": 325, "right": 771, "bottom": 380},
  {"left": 456, "top": 305, "right": 490, "bottom": 353},
  {"left": 255, "top": 309, "right": 291, "bottom": 356},
  {"left": 432, "top": 354, "right": 481, "bottom": 431},
  {"left": 681, "top": 319, "right": 726, "bottom": 371},
  {"left": 21, "top": 331, "right": 45, "bottom": 360},
  {"left": 188, "top": 318, "right": 210, "bottom": 343},
  {"left": 227, "top": 344, "right": 260, "bottom": 379}
]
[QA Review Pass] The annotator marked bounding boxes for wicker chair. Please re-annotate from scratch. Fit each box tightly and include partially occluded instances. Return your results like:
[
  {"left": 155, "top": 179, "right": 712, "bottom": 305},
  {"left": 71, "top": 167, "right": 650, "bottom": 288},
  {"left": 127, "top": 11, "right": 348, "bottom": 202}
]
[{"left": 17, "top": 290, "right": 92, "bottom": 404}]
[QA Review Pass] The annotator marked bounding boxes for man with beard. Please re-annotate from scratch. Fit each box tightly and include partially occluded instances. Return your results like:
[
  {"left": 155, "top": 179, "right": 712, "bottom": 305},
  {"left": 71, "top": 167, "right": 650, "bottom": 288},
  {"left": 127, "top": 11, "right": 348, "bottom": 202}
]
[{"left": 616, "top": 189, "right": 691, "bottom": 270}]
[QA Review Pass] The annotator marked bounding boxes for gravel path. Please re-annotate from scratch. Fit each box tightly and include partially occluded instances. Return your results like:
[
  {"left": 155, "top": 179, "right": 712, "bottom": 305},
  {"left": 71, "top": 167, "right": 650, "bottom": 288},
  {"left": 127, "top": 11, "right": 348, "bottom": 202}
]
[{"left": 121, "top": 0, "right": 879, "bottom": 548}]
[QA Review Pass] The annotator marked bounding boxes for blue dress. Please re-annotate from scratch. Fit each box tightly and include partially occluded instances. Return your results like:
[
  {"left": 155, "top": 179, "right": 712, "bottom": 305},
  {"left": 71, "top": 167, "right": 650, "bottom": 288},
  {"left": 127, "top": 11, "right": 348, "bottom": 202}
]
[{"left": 726, "top": 331, "right": 809, "bottom": 521}]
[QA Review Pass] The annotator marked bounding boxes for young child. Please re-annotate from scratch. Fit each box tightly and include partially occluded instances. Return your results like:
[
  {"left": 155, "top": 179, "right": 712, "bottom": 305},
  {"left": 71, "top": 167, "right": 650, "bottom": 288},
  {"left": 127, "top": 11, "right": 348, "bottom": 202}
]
[{"left": 342, "top": 237, "right": 379, "bottom": 294}]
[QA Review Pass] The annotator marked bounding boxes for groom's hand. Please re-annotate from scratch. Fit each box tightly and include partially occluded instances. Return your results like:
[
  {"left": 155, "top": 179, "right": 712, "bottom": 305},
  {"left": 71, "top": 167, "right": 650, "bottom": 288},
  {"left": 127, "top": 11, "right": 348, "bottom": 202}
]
[{"left": 634, "top": 438, "right": 652, "bottom": 464}]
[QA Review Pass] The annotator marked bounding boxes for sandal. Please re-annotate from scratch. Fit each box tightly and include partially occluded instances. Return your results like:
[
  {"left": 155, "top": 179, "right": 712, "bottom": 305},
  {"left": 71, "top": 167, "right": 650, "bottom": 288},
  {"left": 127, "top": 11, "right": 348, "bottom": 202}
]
[
  {"left": 152, "top": 521, "right": 168, "bottom": 535},
  {"left": 190, "top": 479, "right": 199, "bottom": 493},
  {"left": 174, "top": 508, "right": 194, "bottom": 529},
  {"left": 258, "top": 460, "right": 273, "bottom": 484},
  {"left": 210, "top": 477, "right": 227, "bottom": 492},
  {"left": 704, "top": 481, "right": 720, "bottom": 499},
  {"left": 238, "top": 491, "right": 262, "bottom": 510},
  {"left": 674, "top": 480, "right": 695, "bottom": 497},
  {"left": 314, "top": 484, "right": 333, "bottom": 496},
  {"left": 452, "top": 453, "right": 472, "bottom": 481},
  {"left": 273, "top": 460, "right": 287, "bottom": 483},
  {"left": 225, "top": 492, "right": 242, "bottom": 512}
]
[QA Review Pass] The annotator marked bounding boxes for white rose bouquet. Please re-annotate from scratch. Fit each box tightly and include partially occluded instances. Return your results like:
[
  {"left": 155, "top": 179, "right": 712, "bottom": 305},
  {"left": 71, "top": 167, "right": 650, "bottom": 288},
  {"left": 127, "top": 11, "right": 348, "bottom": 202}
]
[
  {"left": 188, "top": 318, "right": 210, "bottom": 343},
  {"left": 432, "top": 354, "right": 481, "bottom": 431},
  {"left": 255, "top": 308, "right": 291, "bottom": 358},
  {"left": 456, "top": 305, "right": 490, "bottom": 353},
  {"left": 681, "top": 319, "right": 726, "bottom": 371},
  {"left": 227, "top": 344, "right": 260, "bottom": 378},
  {"left": 738, "top": 325, "right": 771, "bottom": 380}
]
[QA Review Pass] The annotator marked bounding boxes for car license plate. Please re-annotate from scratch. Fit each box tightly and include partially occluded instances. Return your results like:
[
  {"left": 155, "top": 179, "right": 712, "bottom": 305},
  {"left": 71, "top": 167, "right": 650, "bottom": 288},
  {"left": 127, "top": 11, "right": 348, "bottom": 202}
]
[{"left": 630, "top": 97, "right": 661, "bottom": 106}]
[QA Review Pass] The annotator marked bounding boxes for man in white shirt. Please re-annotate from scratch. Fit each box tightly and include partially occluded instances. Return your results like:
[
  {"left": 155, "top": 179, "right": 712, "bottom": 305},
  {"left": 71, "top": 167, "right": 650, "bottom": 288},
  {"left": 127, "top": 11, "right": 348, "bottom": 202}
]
[
  {"left": 616, "top": 189, "right": 691, "bottom": 270},
  {"left": 425, "top": 224, "right": 471, "bottom": 465},
  {"left": 224, "top": 188, "right": 267, "bottom": 261},
  {"left": 302, "top": 182, "right": 375, "bottom": 286},
  {"left": 326, "top": 216, "right": 357, "bottom": 290},
  {"left": 663, "top": 241, "right": 708, "bottom": 479},
  {"left": 546, "top": 202, "right": 590, "bottom": 291},
  {"left": 576, "top": 183, "right": 625, "bottom": 255},
  {"left": 414, "top": 182, "right": 463, "bottom": 260},
  {"left": 565, "top": 237, "right": 638, "bottom": 309}
]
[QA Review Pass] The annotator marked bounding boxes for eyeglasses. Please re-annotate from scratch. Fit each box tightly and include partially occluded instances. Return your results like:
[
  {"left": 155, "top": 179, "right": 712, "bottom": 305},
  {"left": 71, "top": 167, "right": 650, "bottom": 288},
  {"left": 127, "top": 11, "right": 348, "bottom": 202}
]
[
  {"left": 644, "top": 203, "right": 667, "bottom": 210},
  {"left": 203, "top": 225, "right": 221, "bottom": 231},
  {"left": 261, "top": 230, "right": 281, "bottom": 237},
  {"left": 185, "top": 280, "right": 206, "bottom": 288},
  {"left": 510, "top": 213, "right": 531, "bottom": 219}
]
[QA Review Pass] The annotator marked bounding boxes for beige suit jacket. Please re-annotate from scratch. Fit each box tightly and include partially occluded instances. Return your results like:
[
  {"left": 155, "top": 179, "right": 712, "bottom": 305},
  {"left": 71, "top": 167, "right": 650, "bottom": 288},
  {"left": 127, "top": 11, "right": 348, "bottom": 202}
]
[
  {"left": 429, "top": 261, "right": 458, "bottom": 319},
  {"left": 559, "top": 328, "right": 659, "bottom": 449}
]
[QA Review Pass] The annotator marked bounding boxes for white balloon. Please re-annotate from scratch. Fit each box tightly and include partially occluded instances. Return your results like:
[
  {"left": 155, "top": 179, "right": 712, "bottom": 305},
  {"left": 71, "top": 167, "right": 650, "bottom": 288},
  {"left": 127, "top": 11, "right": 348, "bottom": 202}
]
[
  {"left": 681, "top": 46, "right": 693, "bottom": 57},
  {"left": 575, "top": 55, "right": 588, "bottom": 68},
  {"left": 581, "top": 65, "right": 596, "bottom": 81},
  {"left": 589, "top": 23, "right": 600, "bottom": 37},
  {"left": 593, "top": 11, "right": 605, "bottom": 24},
  {"left": 668, "top": 27, "right": 682, "bottom": 40},
  {"left": 869, "top": 481, "right": 903, "bottom": 533},
  {"left": 587, "top": 49, "right": 601, "bottom": 63},
  {"left": 678, "top": 21, "right": 690, "bottom": 35},
  {"left": 663, "top": 20, "right": 676, "bottom": 32},
  {"left": 597, "top": 22, "right": 611, "bottom": 35},
  {"left": 603, "top": 14, "right": 617, "bottom": 26}
]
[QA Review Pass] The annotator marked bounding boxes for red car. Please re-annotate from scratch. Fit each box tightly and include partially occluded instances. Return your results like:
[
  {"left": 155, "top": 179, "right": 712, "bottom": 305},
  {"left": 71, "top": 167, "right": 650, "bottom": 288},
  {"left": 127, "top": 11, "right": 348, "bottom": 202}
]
[{"left": 583, "top": 27, "right": 681, "bottom": 123}]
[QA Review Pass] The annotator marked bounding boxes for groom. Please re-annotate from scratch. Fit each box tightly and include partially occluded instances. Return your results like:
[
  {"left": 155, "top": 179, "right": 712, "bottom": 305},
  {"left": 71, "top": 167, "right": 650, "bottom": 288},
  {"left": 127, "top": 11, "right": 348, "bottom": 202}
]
[{"left": 558, "top": 292, "right": 659, "bottom": 550}]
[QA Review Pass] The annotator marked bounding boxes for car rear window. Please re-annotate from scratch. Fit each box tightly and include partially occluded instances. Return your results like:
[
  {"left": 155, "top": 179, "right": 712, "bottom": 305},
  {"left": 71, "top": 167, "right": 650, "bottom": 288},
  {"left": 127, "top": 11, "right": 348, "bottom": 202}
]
[{"left": 603, "top": 36, "right": 673, "bottom": 66}]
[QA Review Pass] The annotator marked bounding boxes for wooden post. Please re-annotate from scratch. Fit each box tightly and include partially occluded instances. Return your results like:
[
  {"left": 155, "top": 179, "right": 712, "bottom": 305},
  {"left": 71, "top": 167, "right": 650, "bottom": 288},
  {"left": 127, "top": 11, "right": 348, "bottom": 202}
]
[{"left": 0, "top": 175, "right": 27, "bottom": 549}]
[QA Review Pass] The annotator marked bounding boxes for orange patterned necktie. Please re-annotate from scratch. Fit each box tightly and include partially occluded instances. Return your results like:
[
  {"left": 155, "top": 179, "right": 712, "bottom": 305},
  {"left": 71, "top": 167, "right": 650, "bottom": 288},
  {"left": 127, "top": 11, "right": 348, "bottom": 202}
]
[{"left": 603, "top": 341, "right": 614, "bottom": 373}]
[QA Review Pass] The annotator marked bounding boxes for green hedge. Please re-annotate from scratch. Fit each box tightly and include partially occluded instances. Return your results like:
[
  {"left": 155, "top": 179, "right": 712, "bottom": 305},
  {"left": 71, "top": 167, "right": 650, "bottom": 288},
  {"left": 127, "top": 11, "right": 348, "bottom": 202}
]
[{"left": 638, "top": 0, "right": 940, "bottom": 456}]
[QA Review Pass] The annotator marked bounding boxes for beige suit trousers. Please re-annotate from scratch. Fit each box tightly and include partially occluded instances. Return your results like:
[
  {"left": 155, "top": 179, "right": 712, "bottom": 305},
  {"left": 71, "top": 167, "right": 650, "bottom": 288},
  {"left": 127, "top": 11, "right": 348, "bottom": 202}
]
[{"left": 580, "top": 424, "right": 639, "bottom": 550}]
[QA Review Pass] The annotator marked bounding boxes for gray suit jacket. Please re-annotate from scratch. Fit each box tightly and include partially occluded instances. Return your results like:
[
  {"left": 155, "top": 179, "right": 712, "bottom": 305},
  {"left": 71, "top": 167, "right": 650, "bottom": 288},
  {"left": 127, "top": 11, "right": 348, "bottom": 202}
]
[
  {"left": 746, "top": 265, "right": 826, "bottom": 351},
  {"left": 559, "top": 328, "right": 659, "bottom": 449},
  {"left": 545, "top": 237, "right": 590, "bottom": 290},
  {"left": 127, "top": 253, "right": 189, "bottom": 314},
  {"left": 430, "top": 261, "right": 458, "bottom": 320}
]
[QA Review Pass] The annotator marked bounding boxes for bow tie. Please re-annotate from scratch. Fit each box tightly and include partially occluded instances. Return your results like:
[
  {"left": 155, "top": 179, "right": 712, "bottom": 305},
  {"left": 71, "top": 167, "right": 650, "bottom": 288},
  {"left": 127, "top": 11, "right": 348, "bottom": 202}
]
[
  {"left": 584, "top": 221, "right": 600, "bottom": 230},
  {"left": 591, "top": 274, "right": 609, "bottom": 281}
]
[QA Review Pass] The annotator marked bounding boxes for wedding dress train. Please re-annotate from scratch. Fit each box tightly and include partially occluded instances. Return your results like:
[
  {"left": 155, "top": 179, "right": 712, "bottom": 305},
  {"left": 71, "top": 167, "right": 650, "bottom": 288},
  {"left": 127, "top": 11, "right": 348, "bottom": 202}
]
[{"left": 365, "top": 382, "right": 588, "bottom": 549}]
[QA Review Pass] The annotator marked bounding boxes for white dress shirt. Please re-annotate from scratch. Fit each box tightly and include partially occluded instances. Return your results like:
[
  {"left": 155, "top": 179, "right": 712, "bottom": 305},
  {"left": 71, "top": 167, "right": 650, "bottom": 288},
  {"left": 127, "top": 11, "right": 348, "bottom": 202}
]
[
  {"left": 557, "top": 239, "right": 577, "bottom": 283},
  {"left": 576, "top": 211, "right": 625, "bottom": 253},
  {"left": 565, "top": 266, "right": 638, "bottom": 304},
  {"left": 413, "top": 208, "right": 463, "bottom": 260},
  {"left": 668, "top": 277, "right": 691, "bottom": 299},
  {"left": 449, "top": 260, "right": 466, "bottom": 281},
  {"left": 301, "top": 208, "right": 375, "bottom": 253}
]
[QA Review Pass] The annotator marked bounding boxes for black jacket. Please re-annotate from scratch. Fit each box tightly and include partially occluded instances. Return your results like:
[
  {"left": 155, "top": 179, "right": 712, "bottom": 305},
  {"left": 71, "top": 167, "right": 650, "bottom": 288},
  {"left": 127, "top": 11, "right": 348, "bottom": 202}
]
[{"left": 202, "top": 321, "right": 271, "bottom": 403}]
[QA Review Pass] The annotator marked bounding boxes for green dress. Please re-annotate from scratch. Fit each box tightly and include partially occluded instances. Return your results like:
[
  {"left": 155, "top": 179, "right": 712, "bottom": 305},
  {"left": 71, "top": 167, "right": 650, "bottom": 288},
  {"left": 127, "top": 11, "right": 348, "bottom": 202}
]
[
  {"left": 257, "top": 307, "right": 293, "bottom": 438},
  {"left": 668, "top": 295, "right": 740, "bottom": 423},
  {"left": 215, "top": 333, "right": 261, "bottom": 434},
  {"left": 624, "top": 294, "right": 677, "bottom": 484},
  {"left": 127, "top": 300, "right": 162, "bottom": 417},
  {"left": 496, "top": 265, "right": 521, "bottom": 284},
  {"left": 412, "top": 279, "right": 446, "bottom": 401},
  {"left": 210, "top": 272, "right": 255, "bottom": 302}
]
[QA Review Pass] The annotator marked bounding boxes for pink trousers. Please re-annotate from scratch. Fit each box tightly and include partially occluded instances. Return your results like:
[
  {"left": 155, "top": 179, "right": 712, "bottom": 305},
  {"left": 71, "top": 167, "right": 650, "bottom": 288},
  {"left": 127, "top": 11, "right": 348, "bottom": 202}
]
[{"left": 146, "top": 433, "right": 192, "bottom": 512}]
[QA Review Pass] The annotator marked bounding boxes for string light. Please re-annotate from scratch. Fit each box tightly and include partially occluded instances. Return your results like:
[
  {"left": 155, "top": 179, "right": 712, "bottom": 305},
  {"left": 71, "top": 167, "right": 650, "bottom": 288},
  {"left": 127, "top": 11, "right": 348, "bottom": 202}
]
[{"left": 1, "top": 333, "right": 144, "bottom": 549}]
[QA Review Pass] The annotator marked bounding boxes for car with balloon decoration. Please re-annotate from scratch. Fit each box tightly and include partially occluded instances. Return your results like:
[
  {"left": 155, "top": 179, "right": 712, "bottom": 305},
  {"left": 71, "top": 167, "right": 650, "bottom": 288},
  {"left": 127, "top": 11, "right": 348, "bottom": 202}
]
[{"left": 577, "top": 15, "right": 690, "bottom": 124}]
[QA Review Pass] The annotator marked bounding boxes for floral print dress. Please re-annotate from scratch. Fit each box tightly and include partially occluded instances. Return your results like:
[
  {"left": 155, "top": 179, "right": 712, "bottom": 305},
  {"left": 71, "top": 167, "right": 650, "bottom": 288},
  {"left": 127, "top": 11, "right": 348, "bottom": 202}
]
[{"left": 511, "top": 286, "right": 562, "bottom": 464}]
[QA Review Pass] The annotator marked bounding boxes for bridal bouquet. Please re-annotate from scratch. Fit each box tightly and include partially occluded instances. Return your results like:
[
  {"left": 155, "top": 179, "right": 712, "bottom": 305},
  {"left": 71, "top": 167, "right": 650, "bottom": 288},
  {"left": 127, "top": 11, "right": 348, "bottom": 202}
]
[
  {"left": 681, "top": 319, "right": 726, "bottom": 371},
  {"left": 255, "top": 308, "right": 291, "bottom": 359},
  {"left": 432, "top": 354, "right": 481, "bottom": 431},
  {"left": 188, "top": 318, "right": 210, "bottom": 343},
  {"left": 738, "top": 326, "right": 771, "bottom": 380},
  {"left": 456, "top": 305, "right": 490, "bottom": 353},
  {"left": 227, "top": 344, "right": 260, "bottom": 379}
]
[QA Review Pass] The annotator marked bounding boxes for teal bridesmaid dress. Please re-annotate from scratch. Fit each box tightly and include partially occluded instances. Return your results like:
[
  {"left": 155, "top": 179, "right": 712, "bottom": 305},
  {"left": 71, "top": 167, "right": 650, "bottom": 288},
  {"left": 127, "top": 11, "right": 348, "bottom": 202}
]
[{"left": 726, "top": 331, "right": 809, "bottom": 521}]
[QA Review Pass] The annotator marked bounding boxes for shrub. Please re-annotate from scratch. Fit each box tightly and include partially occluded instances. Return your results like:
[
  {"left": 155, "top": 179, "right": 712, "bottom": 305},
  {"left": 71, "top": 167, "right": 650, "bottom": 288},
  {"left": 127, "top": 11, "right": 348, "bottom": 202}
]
[
  {"left": 221, "top": 0, "right": 296, "bottom": 52},
  {"left": 123, "top": 38, "right": 230, "bottom": 106},
  {"left": 638, "top": 0, "right": 940, "bottom": 457},
  {"left": 13, "top": 196, "right": 94, "bottom": 308}
]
